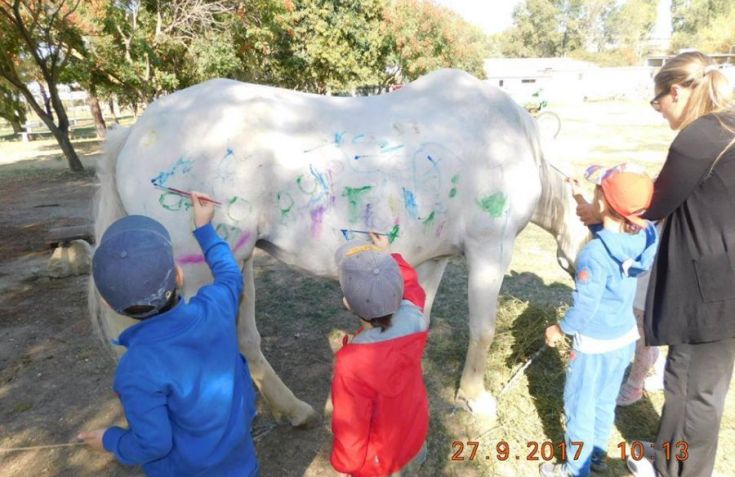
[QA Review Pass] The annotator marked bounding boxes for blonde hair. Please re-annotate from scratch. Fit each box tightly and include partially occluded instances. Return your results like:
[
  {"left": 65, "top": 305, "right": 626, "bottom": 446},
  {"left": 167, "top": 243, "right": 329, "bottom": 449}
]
[{"left": 654, "top": 51, "right": 735, "bottom": 172}]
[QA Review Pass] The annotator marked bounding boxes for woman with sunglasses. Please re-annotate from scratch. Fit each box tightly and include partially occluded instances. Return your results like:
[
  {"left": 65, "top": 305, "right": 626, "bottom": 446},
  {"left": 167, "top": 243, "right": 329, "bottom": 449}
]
[{"left": 578, "top": 51, "right": 734, "bottom": 477}]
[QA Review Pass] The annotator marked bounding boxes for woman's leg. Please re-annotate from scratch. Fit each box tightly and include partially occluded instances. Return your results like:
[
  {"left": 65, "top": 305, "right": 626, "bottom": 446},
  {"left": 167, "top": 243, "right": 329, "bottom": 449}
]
[{"left": 654, "top": 337, "right": 735, "bottom": 476}]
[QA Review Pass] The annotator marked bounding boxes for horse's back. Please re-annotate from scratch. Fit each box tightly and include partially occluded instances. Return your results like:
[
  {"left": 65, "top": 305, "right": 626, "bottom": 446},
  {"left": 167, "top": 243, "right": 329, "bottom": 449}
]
[{"left": 114, "top": 70, "right": 543, "bottom": 277}]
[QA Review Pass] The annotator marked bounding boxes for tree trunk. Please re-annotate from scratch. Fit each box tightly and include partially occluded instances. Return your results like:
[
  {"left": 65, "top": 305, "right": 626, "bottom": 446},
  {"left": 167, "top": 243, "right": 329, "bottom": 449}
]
[
  {"left": 9, "top": 117, "right": 23, "bottom": 134},
  {"left": 37, "top": 82, "right": 54, "bottom": 120},
  {"left": 49, "top": 124, "right": 84, "bottom": 172},
  {"left": 86, "top": 85, "right": 107, "bottom": 138},
  {"left": 108, "top": 98, "right": 120, "bottom": 124}
]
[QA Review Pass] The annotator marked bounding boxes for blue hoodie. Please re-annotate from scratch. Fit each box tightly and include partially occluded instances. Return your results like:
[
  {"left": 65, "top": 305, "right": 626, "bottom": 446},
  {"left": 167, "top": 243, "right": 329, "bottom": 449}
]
[
  {"left": 559, "top": 223, "right": 658, "bottom": 352},
  {"left": 102, "top": 224, "right": 258, "bottom": 477}
]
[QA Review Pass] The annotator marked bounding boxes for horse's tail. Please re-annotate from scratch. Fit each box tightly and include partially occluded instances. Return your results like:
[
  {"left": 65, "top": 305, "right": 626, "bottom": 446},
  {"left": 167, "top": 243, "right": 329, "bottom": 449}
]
[
  {"left": 88, "top": 126, "right": 135, "bottom": 358},
  {"left": 518, "top": 106, "right": 554, "bottom": 226}
]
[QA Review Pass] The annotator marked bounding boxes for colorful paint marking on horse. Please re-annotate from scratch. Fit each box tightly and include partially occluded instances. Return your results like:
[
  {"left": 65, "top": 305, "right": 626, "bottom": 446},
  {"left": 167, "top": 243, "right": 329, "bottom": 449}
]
[
  {"left": 150, "top": 157, "right": 194, "bottom": 187},
  {"left": 476, "top": 192, "right": 508, "bottom": 218},
  {"left": 343, "top": 186, "right": 372, "bottom": 224}
]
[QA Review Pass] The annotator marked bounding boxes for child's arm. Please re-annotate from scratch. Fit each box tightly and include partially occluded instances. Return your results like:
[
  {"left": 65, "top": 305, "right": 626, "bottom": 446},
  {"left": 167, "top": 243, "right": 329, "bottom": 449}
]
[
  {"left": 80, "top": 373, "right": 173, "bottom": 464},
  {"left": 330, "top": 362, "right": 374, "bottom": 474},
  {"left": 190, "top": 192, "right": 244, "bottom": 315},
  {"left": 369, "top": 232, "right": 426, "bottom": 310},
  {"left": 390, "top": 253, "right": 426, "bottom": 311},
  {"left": 557, "top": 248, "right": 607, "bottom": 336}
]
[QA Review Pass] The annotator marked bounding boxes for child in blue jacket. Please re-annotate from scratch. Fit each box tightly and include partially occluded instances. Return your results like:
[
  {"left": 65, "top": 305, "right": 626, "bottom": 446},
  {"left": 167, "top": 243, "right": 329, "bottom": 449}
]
[
  {"left": 540, "top": 165, "right": 659, "bottom": 477},
  {"left": 80, "top": 192, "right": 258, "bottom": 477}
]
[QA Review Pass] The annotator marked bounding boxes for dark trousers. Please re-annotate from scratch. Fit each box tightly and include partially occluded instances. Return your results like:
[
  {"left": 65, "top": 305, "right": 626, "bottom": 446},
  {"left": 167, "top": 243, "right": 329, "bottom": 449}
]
[{"left": 654, "top": 337, "right": 735, "bottom": 477}]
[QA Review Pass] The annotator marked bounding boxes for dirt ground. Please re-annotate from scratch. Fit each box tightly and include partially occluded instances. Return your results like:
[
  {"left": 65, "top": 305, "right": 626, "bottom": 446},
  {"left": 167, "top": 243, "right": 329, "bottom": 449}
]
[{"left": 0, "top": 157, "right": 353, "bottom": 477}]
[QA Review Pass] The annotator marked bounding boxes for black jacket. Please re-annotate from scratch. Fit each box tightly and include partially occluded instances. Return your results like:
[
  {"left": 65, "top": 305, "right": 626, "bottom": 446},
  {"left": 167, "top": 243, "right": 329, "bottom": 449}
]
[{"left": 644, "top": 112, "right": 735, "bottom": 345}]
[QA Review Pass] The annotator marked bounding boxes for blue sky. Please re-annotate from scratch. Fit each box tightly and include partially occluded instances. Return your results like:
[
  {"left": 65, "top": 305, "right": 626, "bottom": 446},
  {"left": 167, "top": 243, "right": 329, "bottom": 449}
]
[{"left": 432, "top": 0, "right": 523, "bottom": 34}]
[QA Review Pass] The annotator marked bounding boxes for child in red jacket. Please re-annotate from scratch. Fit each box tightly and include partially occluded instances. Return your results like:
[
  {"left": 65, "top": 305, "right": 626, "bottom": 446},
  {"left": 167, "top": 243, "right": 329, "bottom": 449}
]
[{"left": 331, "top": 232, "right": 429, "bottom": 477}]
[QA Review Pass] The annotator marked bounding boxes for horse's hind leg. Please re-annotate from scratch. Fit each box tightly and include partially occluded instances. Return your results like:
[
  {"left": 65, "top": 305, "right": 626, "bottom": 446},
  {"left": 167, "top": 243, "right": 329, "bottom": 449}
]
[
  {"left": 415, "top": 257, "right": 449, "bottom": 324},
  {"left": 456, "top": 238, "right": 514, "bottom": 419},
  {"left": 237, "top": 255, "right": 319, "bottom": 428}
]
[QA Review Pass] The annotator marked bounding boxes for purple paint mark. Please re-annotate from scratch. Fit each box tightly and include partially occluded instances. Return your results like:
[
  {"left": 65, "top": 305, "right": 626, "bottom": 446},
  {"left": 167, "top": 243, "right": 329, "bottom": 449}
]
[
  {"left": 178, "top": 232, "right": 253, "bottom": 266},
  {"left": 233, "top": 232, "right": 252, "bottom": 252},
  {"left": 364, "top": 203, "right": 373, "bottom": 226},
  {"left": 310, "top": 206, "right": 326, "bottom": 237},
  {"left": 177, "top": 254, "right": 206, "bottom": 265},
  {"left": 436, "top": 220, "right": 447, "bottom": 238}
]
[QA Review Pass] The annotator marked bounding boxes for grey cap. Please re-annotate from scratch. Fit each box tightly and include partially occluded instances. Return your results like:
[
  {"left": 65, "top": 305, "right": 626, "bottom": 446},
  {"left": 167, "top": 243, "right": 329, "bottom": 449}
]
[
  {"left": 335, "top": 241, "right": 404, "bottom": 319},
  {"left": 92, "top": 215, "right": 176, "bottom": 319}
]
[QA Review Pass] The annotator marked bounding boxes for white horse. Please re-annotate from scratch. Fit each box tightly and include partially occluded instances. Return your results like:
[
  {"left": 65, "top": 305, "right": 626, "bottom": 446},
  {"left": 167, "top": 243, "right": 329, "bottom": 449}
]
[{"left": 91, "top": 69, "right": 588, "bottom": 426}]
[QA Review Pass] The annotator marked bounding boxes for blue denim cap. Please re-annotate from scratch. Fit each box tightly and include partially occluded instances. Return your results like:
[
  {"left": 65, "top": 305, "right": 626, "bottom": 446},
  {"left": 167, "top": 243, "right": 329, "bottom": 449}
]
[{"left": 92, "top": 215, "right": 176, "bottom": 319}]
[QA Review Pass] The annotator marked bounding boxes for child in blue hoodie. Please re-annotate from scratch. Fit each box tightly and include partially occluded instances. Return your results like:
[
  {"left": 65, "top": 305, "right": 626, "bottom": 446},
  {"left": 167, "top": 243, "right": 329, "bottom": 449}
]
[
  {"left": 79, "top": 192, "right": 258, "bottom": 477},
  {"left": 540, "top": 165, "right": 659, "bottom": 477}
]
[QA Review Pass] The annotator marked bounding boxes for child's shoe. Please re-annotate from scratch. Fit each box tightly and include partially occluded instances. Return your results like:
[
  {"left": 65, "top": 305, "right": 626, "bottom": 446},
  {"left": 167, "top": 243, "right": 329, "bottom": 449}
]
[
  {"left": 539, "top": 462, "right": 570, "bottom": 477},
  {"left": 590, "top": 448, "right": 608, "bottom": 473},
  {"left": 617, "top": 382, "right": 643, "bottom": 406}
]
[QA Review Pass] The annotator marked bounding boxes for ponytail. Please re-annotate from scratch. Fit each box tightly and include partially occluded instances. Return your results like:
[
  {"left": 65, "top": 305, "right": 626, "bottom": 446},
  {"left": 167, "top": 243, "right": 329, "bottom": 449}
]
[{"left": 654, "top": 51, "right": 735, "bottom": 175}]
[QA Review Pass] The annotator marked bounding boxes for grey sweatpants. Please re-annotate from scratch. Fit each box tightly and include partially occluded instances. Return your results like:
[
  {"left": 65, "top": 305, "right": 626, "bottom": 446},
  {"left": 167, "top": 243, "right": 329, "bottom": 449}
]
[{"left": 654, "top": 337, "right": 735, "bottom": 477}]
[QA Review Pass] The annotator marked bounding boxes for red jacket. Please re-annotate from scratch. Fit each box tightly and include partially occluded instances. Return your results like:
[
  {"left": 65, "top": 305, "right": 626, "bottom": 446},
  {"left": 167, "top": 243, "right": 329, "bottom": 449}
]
[{"left": 330, "top": 254, "right": 429, "bottom": 477}]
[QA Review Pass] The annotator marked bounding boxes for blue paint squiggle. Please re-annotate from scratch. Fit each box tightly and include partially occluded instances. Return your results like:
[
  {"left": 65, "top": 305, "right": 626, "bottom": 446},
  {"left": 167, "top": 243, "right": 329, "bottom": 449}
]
[
  {"left": 402, "top": 187, "right": 418, "bottom": 219},
  {"left": 150, "top": 157, "right": 194, "bottom": 186}
]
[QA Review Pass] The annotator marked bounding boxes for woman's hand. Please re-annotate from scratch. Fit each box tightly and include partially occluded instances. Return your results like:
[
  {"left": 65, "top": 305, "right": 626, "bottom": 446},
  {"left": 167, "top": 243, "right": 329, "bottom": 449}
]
[{"left": 576, "top": 202, "right": 602, "bottom": 225}]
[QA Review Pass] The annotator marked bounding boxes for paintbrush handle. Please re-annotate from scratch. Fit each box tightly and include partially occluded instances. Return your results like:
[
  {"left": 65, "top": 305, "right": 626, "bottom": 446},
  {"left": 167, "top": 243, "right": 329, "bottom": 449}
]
[
  {"left": 156, "top": 186, "right": 223, "bottom": 206},
  {"left": 342, "top": 229, "right": 388, "bottom": 236}
]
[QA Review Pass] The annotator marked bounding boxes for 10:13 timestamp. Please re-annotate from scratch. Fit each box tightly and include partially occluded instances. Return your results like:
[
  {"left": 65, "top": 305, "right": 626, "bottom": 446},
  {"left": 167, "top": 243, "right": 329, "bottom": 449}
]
[{"left": 618, "top": 440, "right": 689, "bottom": 462}]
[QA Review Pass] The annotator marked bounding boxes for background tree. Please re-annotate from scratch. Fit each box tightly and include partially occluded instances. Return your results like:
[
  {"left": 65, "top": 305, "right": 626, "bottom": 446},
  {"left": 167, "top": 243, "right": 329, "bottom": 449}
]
[
  {"left": 0, "top": 0, "right": 85, "bottom": 171},
  {"left": 382, "top": 0, "right": 487, "bottom": 84},
  {"left": 271, "top": 0, "right": 389, "bottom": 94},
  {"left": 501, "top": 0, "right": 566, "bottom": 57},
  {"left": 0, "top": 80, "right": 27, "bottom": 133},
  {"left": 671, "top": 0, "right": 735, "bottom": 53}
]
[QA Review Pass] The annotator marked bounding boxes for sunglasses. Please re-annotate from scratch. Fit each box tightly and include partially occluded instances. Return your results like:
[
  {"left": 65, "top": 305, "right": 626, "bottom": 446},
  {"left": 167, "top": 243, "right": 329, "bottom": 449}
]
[{"left": 649, "top": 90, "right": 669, "bottom": 112}]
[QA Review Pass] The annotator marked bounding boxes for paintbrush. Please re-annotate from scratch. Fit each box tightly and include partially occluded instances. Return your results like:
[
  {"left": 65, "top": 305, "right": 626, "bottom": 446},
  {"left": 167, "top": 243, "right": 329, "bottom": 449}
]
[
  {"left": 154, "top": 185, "right": 223, "bottom": 206},
  {"left": 549, "top": 163, "right": 587, "bottom": 205},
  {"left": 340, "top": 229, "right": 388, "bottom": 237}
]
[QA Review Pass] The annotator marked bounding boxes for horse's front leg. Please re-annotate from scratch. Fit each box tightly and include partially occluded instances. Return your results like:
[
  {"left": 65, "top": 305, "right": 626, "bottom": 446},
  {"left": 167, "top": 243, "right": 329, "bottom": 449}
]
[
  {"left": 238, "top": 256, "right": 319, "bottom": 427},
  {"left": 456, "top": 238, "right": 514, "bottom": 419}
]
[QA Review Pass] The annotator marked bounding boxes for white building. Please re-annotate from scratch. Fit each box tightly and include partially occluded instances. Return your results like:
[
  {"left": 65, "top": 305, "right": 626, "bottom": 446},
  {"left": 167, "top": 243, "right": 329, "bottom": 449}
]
[{"left": 483, "top": 57, "right": 655, "bottom": 103}]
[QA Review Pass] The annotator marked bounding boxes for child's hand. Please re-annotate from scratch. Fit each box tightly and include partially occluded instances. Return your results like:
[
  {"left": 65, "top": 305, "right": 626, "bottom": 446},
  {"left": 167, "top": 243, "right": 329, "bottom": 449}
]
[
  {"left": 369, "top": 232, "right": 389, "bottom": 250},
  {"left": 567, "top": 177, "right": 588, "bottom": 205},
  {"left": 191, "top": 191, "right": 215, "bottom": 229},
  {"left": 77, "top": 429, "right": 106, "bottom": 452},
  {"left": 545, "top": 324, "right": 564, "bottom": 347}
]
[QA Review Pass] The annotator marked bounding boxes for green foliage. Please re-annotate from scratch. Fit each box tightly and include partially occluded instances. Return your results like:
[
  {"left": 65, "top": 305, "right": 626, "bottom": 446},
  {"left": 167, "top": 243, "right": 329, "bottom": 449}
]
[
  {"left": 382, "top": 0, "right": 487, "bottom": 82},
  {"left": 0, "top": 80, "right": 27, "bottom": 129},
  {"left": 273, "top": 0, "right": 390, "bottom": 93},
  {"left": 671, "top": 0, "right": 735, "bottom": 53},
  {"left": 502, "top": 0, "right": 658, "bottom": 65}
]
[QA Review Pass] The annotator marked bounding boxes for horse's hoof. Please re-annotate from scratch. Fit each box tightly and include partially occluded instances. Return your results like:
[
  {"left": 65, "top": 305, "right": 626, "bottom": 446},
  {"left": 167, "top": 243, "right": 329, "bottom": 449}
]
[
  {"left": 290, "top": 402, "right": 321, "bottom": 429},
  {"left": 456, "top": 390, "right": 497, "bottom": 420}
]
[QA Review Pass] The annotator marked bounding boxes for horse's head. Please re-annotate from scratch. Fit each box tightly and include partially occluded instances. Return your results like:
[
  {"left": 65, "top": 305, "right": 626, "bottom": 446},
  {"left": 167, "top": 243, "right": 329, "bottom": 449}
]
[{"left": 532, "top": 163, "right": 591, "bottom": 278}]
